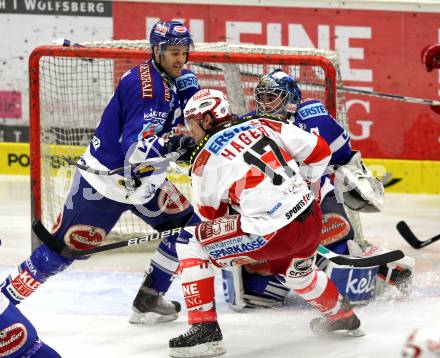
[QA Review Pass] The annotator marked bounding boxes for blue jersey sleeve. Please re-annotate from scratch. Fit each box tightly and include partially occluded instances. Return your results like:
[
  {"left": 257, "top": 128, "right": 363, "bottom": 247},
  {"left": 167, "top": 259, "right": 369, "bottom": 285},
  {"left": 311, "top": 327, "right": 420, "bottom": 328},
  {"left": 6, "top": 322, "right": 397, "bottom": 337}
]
[
  {"left": 175, "top": 69, "right": 201, "bottom": 109},
  {"left": 295, "top": 100, "right": 352, "bottom": 165},
  {"left": 318, "top": 117, "right": 351, "bottom": 165},
  {"left": 89, "top": 62, "right": 201, "bottom": 170}
]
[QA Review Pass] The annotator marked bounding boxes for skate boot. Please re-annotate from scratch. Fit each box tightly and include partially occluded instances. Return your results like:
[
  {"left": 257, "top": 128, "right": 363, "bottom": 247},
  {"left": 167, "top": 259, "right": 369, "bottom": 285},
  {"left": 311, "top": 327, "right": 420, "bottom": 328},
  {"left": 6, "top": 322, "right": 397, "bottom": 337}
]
[
  {"left": 169, "top": 321, "right": 226, "bottom": 358},
  {"left": 310, "top": 298, "right": 364, "bottom": 337},
  {"left": 129, "top": 275, "right": 181, "bottom": 324}
]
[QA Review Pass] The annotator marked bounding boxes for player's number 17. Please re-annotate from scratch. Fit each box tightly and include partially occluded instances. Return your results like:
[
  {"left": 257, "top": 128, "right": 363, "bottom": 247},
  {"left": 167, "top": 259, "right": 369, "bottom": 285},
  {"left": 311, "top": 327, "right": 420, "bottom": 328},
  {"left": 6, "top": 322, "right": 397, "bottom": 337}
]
[{"left": 242, "top": 137, "right": 295, "bottom": 186}]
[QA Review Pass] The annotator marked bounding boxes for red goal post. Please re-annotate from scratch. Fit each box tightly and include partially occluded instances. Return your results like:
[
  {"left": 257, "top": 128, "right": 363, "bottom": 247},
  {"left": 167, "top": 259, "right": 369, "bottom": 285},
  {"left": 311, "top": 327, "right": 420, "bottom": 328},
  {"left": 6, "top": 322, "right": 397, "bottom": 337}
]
[{"left": 29, "top": 41, "right": 350, "bottom": 250}]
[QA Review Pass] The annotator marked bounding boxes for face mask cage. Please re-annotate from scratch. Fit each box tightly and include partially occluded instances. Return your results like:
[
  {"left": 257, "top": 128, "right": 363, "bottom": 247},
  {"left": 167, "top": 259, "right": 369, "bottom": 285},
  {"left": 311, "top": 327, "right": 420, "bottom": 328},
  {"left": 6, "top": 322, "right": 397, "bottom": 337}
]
[{"left": 255, "top": 87, "right": 291, "bottom": 117}]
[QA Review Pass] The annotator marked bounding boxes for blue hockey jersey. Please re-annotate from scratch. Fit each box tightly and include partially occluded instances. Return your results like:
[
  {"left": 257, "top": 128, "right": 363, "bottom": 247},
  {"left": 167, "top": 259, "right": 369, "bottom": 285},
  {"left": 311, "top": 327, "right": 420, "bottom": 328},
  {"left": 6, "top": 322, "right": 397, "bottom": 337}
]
[
  {"left": 292, "top": 99, "right": 352, "bottom": 200},
  {"left": 79, "top": 59, "right": 200, "bottom": 204},
  {"left": 293, "top": 100, "right": 351, "bottom": 165}
]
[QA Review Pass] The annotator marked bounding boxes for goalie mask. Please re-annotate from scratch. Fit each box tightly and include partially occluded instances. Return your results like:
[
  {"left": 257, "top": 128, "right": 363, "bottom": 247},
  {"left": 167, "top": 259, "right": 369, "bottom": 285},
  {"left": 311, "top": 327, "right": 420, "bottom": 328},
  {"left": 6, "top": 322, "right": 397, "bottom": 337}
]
[
  {"left": 402, "top": 327, "right": 440, "bottom": 357},
  {"left": 184, "top": 89, "right": 232, "bottom": 131},
  {"left": 255, "top": 69, "right": 302, "bottom": 118},
  {"left": 149, "top": 21, "right": 194, "bottom": 57}
]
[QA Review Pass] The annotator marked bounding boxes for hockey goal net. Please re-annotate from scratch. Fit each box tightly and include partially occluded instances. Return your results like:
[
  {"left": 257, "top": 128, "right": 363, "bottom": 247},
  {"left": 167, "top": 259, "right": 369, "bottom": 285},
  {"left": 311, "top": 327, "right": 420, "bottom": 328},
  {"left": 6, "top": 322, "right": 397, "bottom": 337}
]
[{"left": 29, "top": 41, "right": 362, "bottom": 250}]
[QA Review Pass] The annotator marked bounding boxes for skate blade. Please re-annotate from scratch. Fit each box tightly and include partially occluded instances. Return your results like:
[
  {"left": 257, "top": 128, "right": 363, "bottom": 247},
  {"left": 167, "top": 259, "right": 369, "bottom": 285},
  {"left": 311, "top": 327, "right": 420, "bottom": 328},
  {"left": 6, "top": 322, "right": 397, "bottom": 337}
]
[
  {"left": 169, "top": 341, "right": 226, "bottom": 358},
  {"left": 330, "top": 328, "right": 366, "bottom": 337},
  {"left": 129, "top": 311, "right": 178, "bottom": 325}
]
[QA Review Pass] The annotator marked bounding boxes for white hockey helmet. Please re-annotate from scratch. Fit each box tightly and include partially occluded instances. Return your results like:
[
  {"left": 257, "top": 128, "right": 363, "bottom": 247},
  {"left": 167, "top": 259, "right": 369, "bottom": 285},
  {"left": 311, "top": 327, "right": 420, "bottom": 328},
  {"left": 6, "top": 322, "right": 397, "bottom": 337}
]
[
  {"left": 402, "top": 327, "right": 440, "bottom": 358},
  {"left": 183, "top": 89, "right": 232, "bottom": 130}
]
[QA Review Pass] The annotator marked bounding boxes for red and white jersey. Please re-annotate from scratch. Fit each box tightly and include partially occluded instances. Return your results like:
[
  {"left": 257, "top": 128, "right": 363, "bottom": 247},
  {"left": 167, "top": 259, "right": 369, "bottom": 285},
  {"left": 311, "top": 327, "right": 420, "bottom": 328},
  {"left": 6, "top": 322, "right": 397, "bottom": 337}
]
[{"left": 190, "top": 117, "right": 331, "bottom": 236}]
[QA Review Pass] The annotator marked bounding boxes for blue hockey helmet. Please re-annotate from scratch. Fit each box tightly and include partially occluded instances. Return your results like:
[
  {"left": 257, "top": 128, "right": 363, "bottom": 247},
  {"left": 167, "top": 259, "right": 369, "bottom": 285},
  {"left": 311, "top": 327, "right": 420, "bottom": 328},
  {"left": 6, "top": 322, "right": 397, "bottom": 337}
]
[
  {"left": 149, "top": 21, "right": 194, "bottom": 54},
  {"left": 255, "top": 69, "right": 302, "bottom": 118}
]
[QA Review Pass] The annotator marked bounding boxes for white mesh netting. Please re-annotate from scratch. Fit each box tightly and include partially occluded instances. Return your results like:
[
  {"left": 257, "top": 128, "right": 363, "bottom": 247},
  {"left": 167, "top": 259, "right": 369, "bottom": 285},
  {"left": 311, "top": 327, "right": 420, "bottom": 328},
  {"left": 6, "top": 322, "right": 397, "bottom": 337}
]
[{"left": 33, "top": 41, "right": 362, "bottom": 247}]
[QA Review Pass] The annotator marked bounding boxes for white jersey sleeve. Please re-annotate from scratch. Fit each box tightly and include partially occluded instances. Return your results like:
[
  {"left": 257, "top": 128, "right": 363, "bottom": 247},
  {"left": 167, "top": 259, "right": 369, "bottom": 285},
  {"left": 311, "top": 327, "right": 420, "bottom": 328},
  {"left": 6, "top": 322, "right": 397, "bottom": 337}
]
[
  {"left": 270, "top": 118, "right": 332, "bottom": 183},
  {"left": 190, "top": 117, "right": 331, "bottom": 236}
]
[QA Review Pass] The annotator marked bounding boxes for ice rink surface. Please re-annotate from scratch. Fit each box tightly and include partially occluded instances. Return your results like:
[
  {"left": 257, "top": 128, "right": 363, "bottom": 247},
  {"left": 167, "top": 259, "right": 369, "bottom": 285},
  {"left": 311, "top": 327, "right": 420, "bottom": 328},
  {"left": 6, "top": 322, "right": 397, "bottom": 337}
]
[{"left": 0, "top": 175, "right": 439, "bottom": 358}]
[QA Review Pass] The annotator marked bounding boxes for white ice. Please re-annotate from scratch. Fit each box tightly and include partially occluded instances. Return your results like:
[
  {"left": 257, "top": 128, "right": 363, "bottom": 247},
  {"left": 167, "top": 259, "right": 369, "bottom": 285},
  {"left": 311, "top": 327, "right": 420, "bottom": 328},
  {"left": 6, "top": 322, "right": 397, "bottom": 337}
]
[{"left": 0, "top": 175, "right": 439, "bottom": 358}]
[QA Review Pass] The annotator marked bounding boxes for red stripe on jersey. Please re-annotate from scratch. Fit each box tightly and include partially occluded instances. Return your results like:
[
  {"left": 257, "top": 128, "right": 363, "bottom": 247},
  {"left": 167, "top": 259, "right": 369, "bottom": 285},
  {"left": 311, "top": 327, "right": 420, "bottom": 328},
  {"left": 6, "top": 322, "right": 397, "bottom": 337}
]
[
  {"left": 261, "top": 148, "right": 293, "bottom": 168},
  {"left": 192, "top": 149, "right": 211, "bottom": 177},
  {"left": 228, "top": 146, "right": 293, "bottom": 203},
  {"left": 259, "top": 118, "right": 283, "bottom": 133},
  {"left": 198, "top": 202, "right": 229, "bottom": 220},
  {"left": 303, "top": 135, "right": 331, "bottom": 165},
  {"left": 229, "top": 167, "right": 265, "bottom": 203}
]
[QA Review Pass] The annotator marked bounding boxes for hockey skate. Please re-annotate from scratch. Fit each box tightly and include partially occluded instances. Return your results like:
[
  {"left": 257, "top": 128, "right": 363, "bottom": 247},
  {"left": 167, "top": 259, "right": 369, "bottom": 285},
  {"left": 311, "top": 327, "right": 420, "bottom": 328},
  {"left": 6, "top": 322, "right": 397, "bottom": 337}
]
[
  {"left": 169, "top": 321, "right": 226, "bottom": 358},
  {"left": 310, "top": 299, "right": 365, "bottom": 337},
  {"left": 129, "top": 275, "right": 181, "bottom": 324}
]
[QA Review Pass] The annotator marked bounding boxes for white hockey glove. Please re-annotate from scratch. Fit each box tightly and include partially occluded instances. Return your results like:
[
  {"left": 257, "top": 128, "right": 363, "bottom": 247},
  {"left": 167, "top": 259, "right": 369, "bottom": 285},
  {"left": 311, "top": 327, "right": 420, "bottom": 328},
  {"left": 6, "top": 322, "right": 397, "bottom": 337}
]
[{"left": 334, "top": 151, "right": 384, "bottom": 212}]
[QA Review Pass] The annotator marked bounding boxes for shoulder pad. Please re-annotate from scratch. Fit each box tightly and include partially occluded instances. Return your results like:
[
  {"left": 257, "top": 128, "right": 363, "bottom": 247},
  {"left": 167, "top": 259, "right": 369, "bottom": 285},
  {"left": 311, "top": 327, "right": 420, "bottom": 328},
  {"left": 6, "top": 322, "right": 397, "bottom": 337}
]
[
  {"left": 296, "top": 100, "right": 328, "bottom": 120},
  {"left": 175, "top": 71, "right": 200, "bottom": 92}
]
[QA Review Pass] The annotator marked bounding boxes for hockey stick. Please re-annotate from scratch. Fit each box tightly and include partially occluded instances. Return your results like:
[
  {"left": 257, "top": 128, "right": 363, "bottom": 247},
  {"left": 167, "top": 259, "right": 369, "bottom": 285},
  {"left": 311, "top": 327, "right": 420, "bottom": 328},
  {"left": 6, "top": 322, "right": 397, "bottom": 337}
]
[
  {"left": 192, "top": 62, "right": 440, "bottom": 107},
  {"left": 337, "top": 87, "right": 440, "bottom": 107},
  {"left": 32, "top": 220, "right": 403, "bottom": 266},
  {"left": 61, "top": 150, "right": 183, "bottom": 176},
  {"left": 396, "top": 221, "right": 440, "bottom": 249}
]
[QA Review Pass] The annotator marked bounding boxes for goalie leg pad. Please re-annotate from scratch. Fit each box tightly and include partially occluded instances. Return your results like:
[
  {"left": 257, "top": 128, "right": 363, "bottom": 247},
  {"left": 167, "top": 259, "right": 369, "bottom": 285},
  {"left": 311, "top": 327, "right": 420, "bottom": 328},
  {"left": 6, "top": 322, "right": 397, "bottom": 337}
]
[
  {"left": 325, "top": 262, "right": 378, "bottom": 305},
  {"left": 376, "top": 254, "right": 415, "bottom": 295},
  {"left": 221, "top": 266, "right": 246, "bottom": 310},
  {"left": 242, "top": 268, "right": 290, "bottom": 307},
  {"left": 221, "top": 265, "right": 290, "bottom": 309},
  {"left": 348, "top": 241, "right": 415, "bottom": 296},
  {"left": 1, "top": 244, "right": 73, "bottom": 305},
  {"left": 320, "top": 191, "right": 354, "bottom": 246}
]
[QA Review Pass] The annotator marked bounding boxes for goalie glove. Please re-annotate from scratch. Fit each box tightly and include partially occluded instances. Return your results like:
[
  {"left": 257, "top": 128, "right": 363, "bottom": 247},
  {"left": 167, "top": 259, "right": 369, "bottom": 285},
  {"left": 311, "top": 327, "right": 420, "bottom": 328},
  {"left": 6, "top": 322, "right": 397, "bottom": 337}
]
[{"left": 334, "top": 150, "right": 384, "bottom": 212}]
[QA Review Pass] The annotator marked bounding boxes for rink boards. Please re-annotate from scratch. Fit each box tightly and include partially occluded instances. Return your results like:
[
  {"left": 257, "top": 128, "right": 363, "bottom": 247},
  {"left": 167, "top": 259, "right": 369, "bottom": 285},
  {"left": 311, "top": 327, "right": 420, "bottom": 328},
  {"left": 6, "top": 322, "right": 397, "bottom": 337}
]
[{"left": 0, "top": 141, "right": 438, "bottom": 194}]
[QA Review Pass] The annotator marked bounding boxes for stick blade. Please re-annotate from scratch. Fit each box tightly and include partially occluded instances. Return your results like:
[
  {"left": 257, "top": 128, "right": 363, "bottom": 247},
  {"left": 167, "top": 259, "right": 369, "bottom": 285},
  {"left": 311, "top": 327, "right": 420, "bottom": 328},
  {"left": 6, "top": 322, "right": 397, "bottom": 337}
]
[
  {"left": 396, "top": 221, "right": 422, "bottom": 248},
  {"left": 32, "top": 220, "right": 79, "bottom": 259},
  {"left": 32, "top": 220, "right": 64, "bottom": 253},
  {"left": 330, "top": 250, "right": 405, "bottom": 267}
]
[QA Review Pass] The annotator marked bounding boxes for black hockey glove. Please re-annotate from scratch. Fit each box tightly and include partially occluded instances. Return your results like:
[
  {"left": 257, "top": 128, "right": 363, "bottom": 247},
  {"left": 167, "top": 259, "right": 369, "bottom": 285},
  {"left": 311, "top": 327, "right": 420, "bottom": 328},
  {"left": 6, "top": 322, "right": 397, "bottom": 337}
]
[{"left": 165, "top": 134, "right": 196, "bottom": 162}]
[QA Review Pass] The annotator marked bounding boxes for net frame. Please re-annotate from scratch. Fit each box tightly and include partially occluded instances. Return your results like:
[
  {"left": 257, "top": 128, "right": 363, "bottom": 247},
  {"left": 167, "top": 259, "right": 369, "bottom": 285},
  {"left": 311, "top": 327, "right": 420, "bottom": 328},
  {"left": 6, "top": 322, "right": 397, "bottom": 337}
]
[{"left": 29, "top": 42, "right": 362, "bottom": 250}]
